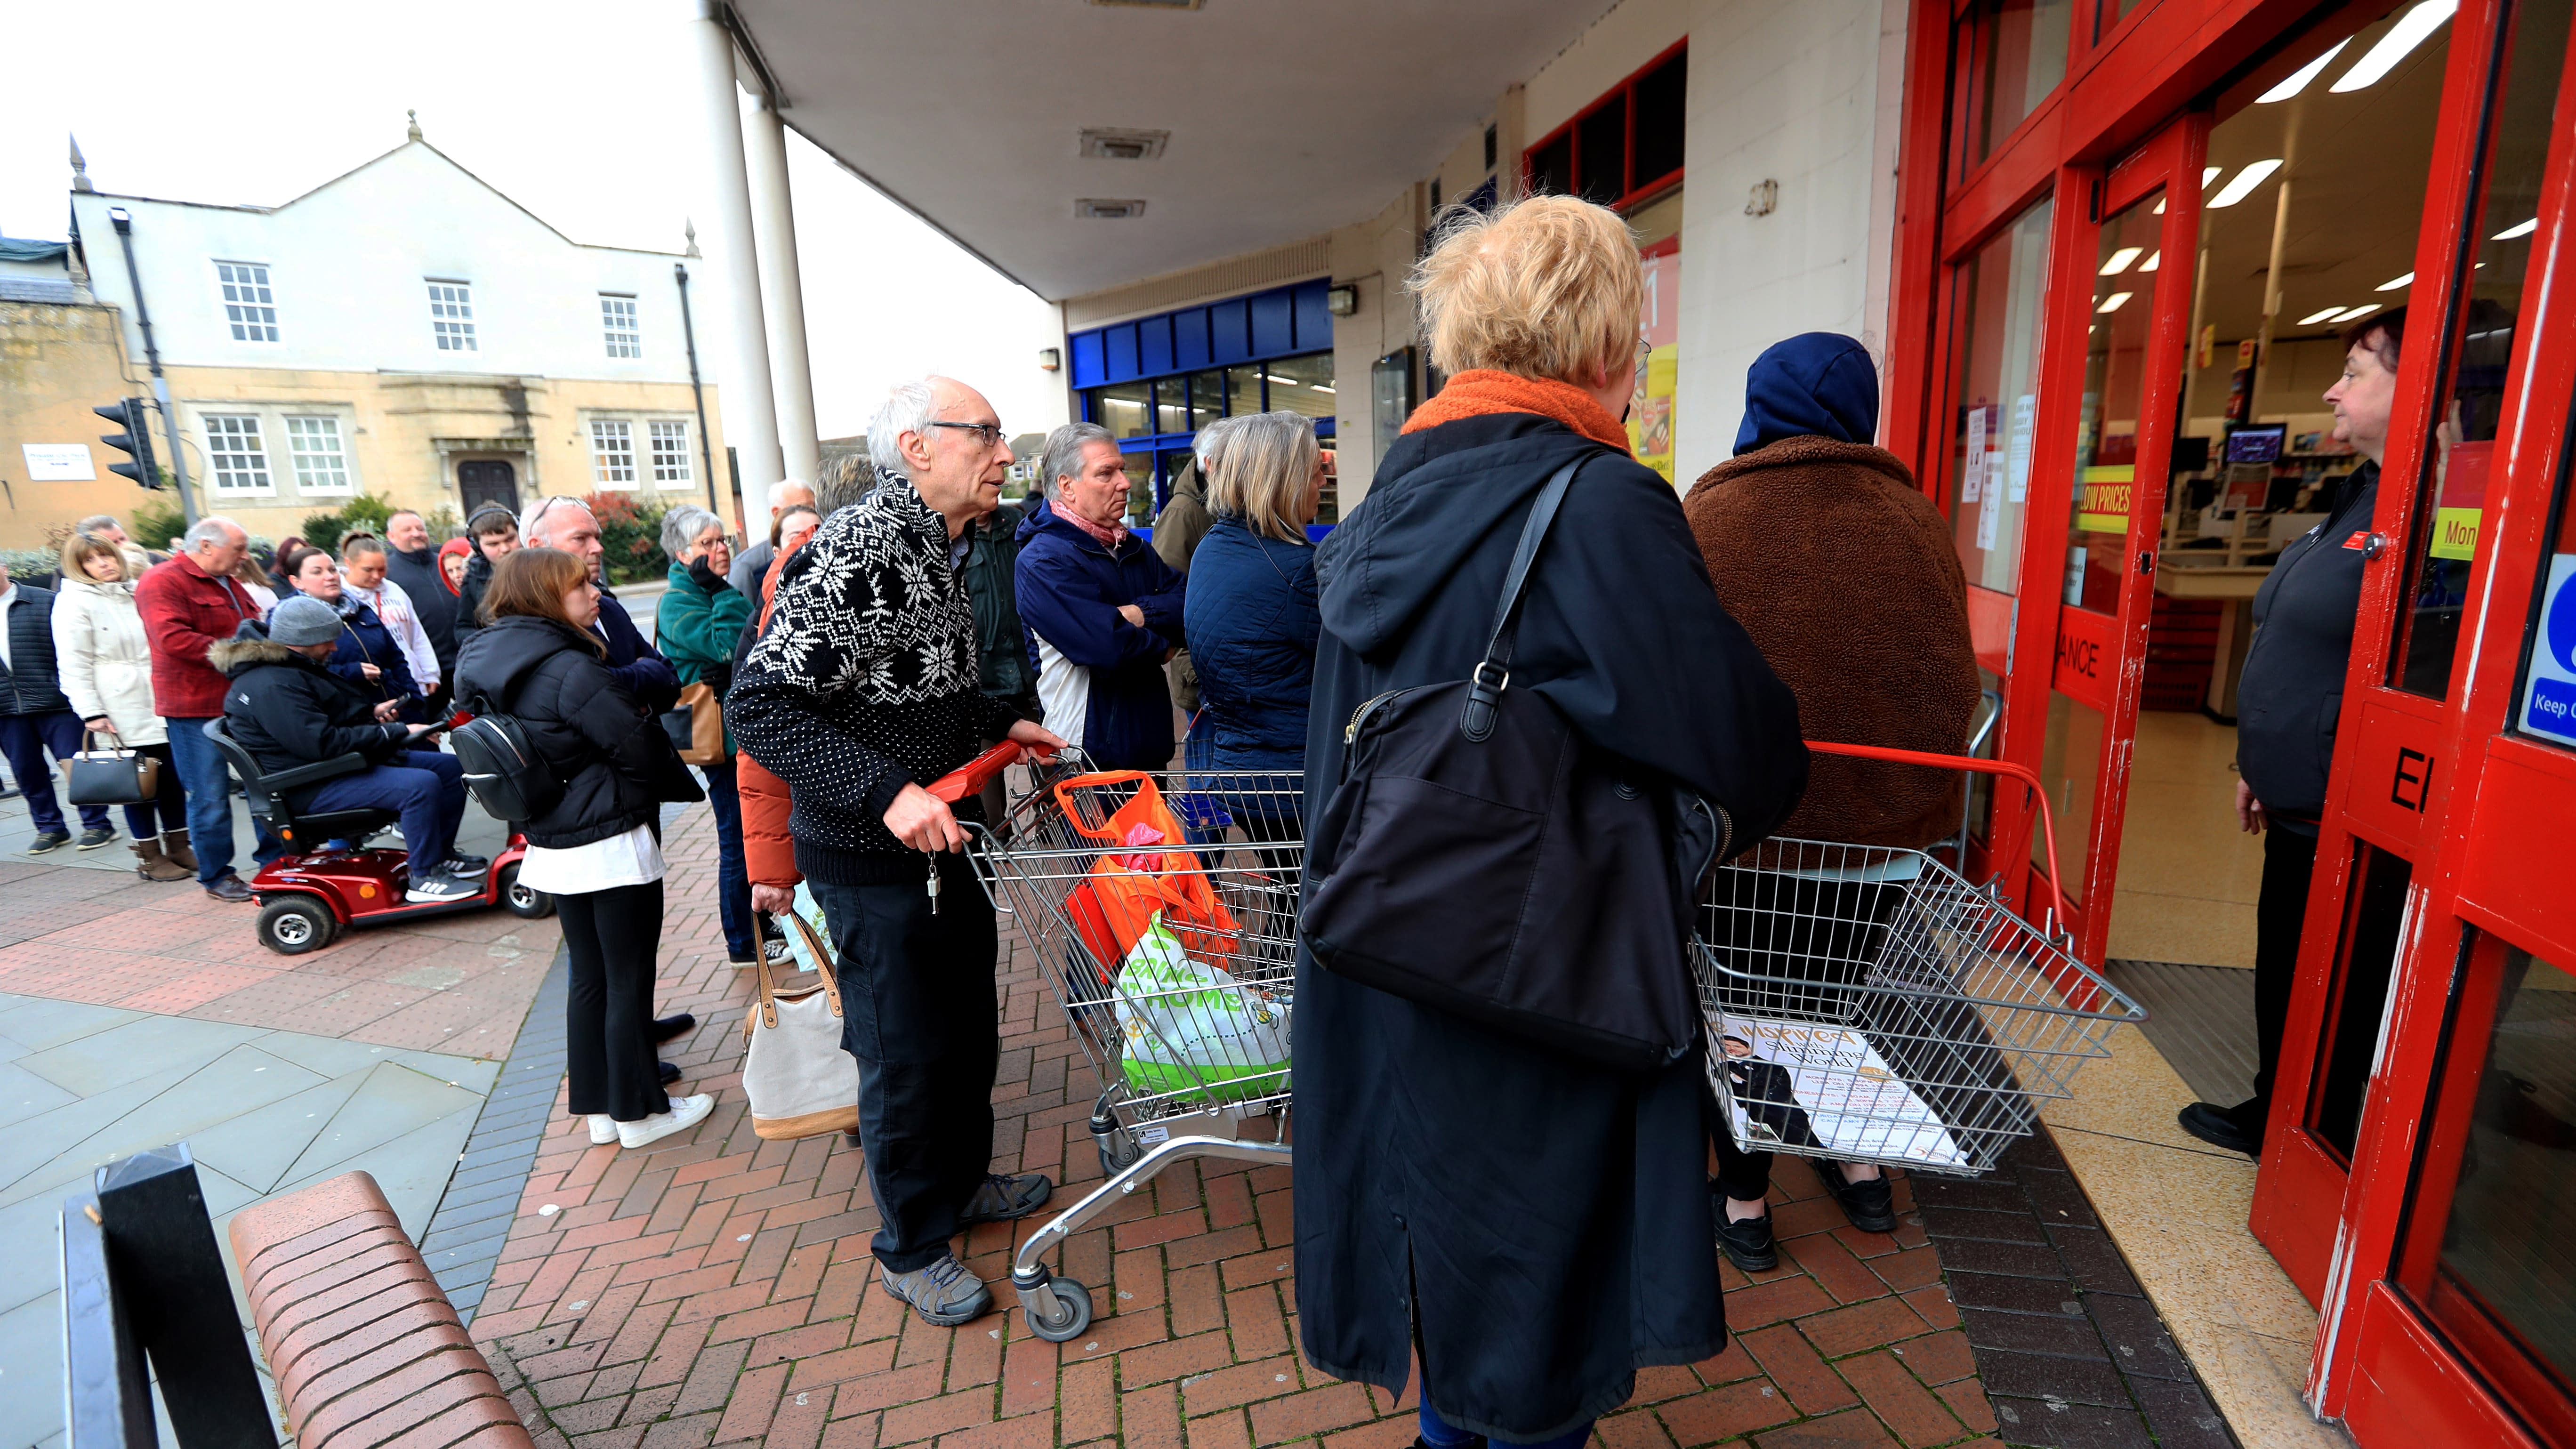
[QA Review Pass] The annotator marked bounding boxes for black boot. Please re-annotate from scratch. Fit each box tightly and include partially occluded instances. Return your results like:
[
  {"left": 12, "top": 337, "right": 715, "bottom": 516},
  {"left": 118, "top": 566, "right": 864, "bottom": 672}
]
[
  {"left": 1814, "top": 1159, "right": 1898, "bottom": 1233},
  {"left": 1711, "top": 1178, "right": 1780, "bottom": 1272}
]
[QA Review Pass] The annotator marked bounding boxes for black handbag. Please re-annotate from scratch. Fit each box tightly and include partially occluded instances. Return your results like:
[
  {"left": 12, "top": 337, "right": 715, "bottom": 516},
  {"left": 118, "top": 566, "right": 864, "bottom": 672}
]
[
  {"left": 63, "top": 733, "right": 160, "bottom": 808},
  {"left": 1301, "top": 455, "right": 1730, "bottom": 1073}
]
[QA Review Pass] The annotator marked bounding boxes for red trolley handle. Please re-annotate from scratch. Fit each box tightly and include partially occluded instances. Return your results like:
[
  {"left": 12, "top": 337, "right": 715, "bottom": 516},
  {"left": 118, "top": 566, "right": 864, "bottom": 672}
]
[
  {"left": 1803, "top": 740, "right": 2069, "bottom": 935},
  {"left": 926, "top": 740, "right": 1055, "bottom": 804}
]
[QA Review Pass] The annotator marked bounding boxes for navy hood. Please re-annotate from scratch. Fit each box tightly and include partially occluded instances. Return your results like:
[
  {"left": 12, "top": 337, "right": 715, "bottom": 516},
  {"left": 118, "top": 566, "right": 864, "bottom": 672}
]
[{"left": 1734, "top": 332, "right": 1879, "bottom": 455}]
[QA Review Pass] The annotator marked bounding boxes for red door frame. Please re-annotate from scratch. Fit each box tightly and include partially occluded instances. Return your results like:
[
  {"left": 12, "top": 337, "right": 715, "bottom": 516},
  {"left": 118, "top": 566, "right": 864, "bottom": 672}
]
[
  {"left": 2304, "top": 1, "right": 2576, "bottom": 1430},
  {"left": 2243, "top": 0, "right": 2518, "bottom": 1303},
  {"left": 1883, "top": 0, "right": 2576, "bottom": 1438}
]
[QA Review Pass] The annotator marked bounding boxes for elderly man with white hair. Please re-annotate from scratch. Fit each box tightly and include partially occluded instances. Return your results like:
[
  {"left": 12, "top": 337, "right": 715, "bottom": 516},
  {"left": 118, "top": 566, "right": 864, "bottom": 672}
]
[
  {"left": 728, "top": 376, "right": 1065, "bottom": 1328},
  {"left": 516, "top": 495, "right": 680, "bottom": 715},
  {"left": 1014, "top": 421, "right": 1189, "bottom": 771},
  {"left": 728, "top": 478, "right": 817, "bottom": 596},
  {"left": 136, "top": 515, "right": 274, "bottom": 899}
]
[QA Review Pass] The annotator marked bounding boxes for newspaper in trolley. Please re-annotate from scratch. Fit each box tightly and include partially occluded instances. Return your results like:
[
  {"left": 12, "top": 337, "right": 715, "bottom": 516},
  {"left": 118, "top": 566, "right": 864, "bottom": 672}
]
[{"left": 1709, "top": 1011, "right": 1974, "bottom": 1170}]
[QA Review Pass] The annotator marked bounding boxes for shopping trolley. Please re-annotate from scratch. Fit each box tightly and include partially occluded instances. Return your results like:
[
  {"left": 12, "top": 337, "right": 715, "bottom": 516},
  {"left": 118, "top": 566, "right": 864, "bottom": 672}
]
[
  {"left": 958, "top": 744, "right": 1304, "bottom": 1341},
  {"left": 1698, "top": 741, "right": 2148, "bottom": 1178}
]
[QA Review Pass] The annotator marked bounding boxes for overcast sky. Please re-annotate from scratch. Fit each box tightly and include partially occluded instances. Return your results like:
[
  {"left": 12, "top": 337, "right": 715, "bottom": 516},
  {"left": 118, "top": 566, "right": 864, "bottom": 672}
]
[{"left": 0, "top": 0, "right": 1069, "bottom": 444}]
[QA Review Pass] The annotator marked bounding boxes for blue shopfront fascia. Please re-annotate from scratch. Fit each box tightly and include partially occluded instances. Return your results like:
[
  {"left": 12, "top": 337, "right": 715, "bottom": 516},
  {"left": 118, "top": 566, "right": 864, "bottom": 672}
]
[{"left": 1071, "top": 276, "right": 1339, "bottom": 538}]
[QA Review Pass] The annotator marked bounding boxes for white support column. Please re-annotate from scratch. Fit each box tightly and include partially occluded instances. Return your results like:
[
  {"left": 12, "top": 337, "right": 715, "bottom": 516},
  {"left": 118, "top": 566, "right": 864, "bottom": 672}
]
[
  {"left": 745, "top": 94, "right": 822, "bottom": 486},
  {"left": 687, "top": 0, "right": 784, "bottom": 520}
]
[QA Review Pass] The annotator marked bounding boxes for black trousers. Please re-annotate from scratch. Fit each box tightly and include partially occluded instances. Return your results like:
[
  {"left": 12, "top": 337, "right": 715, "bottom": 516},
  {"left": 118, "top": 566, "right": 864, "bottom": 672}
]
[
  {"left": 561, "top": 879, "right": 670, "bottom": 1123},
  {"left": 2237, "top": 824, "right": 2318, "bottom": 1134},
  {"left": 810, "top": 852, "right": 1001, "bottom": 1273},
  {"left": 1711, "top": 1100, "right": 1827, "bottom": 1201}
]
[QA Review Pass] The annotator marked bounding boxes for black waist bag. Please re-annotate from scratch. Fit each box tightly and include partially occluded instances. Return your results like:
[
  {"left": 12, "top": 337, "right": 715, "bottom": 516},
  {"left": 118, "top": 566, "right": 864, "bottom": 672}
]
[{"left": 1300, "top": 455, "right": 1730, "bottom": 1074}]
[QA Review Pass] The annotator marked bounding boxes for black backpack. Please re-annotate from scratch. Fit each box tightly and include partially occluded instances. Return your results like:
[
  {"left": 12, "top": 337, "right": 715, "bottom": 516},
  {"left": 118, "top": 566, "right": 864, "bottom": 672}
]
[{"left": 450, "top": 694, "right": 561, "bottom": 823}]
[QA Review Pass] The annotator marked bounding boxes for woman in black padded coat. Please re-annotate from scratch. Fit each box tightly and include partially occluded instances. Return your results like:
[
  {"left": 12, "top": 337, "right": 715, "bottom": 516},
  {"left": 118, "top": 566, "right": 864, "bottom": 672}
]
[{"left": 452, "top": 547, "right": 707, "bottom": 1150}]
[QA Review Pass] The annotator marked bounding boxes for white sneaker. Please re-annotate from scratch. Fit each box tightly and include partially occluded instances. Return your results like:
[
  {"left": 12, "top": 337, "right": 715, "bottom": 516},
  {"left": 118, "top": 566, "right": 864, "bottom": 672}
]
[
  {"left": 587, "top": 1114, "right": 617, "bottom": 1145},
  {"left": 618, "top": 1093, "right": 714, "bottom": 1149}
]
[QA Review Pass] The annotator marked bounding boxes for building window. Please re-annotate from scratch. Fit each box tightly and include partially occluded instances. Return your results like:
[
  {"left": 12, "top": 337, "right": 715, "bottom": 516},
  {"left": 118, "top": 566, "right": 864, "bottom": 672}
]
[
  {"left": 1525, "top": 41, "right": 1688, "bottom": 211},
  {"left": 590, "top": 419, "right": 636, "bottom": 488},
  {"left": 284, "top": 415, "right": 350, "bottom": 494},
  {"left": 648, "top": 420, "right": 692, "bottom": 486},
  {"left": 216, "top": 261, "right": 277, "bottom": 342},
  {"left": 427, "top": 280, "right": 477, "bottom": 351},
  {"left": 601, "top": 294, "right": 640, "bottom": 358},
  {"left": 204, "top": 414, "right": 272, "bottom": 493}
]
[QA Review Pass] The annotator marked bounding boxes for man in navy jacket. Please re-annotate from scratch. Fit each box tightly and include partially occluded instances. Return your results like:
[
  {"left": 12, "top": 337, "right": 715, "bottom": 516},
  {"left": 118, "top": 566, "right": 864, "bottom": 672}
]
[{"left": 1016, "top": 423, "right": 1186, "bottom": 770}]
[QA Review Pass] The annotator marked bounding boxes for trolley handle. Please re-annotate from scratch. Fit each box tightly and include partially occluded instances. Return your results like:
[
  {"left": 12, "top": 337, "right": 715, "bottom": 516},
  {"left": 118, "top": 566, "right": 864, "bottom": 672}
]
[
  {"left": 1804, "top": 740, "right": 2069, "bottom": 934},
  {"left": 928, "top": 741, "right": 1055, "bottom": 804}
]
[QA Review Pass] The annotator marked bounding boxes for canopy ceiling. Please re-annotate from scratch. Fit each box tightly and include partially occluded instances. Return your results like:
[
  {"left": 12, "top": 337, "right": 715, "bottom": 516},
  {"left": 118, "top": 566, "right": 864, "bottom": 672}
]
[{"left": 732, "top": 0, "right": 1605, "bottom": 300}]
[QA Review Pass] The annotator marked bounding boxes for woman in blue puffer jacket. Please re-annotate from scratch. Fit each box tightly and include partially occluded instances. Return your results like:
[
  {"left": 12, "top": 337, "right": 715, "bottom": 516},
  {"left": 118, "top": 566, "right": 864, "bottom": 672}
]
[{"left": 1182, "top": 411, "right": 1324, "bottom": 842}]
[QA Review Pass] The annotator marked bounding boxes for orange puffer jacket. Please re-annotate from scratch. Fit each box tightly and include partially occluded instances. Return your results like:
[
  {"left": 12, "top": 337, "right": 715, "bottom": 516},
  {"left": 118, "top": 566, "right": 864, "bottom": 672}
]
[{"left": 738, "top": 542, "right": 803, "bottom": 889}]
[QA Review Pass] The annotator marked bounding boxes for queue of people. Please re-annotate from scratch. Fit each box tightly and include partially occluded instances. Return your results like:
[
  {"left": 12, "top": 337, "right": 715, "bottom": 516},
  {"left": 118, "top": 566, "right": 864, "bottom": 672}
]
[{"left": 0, "top": 184, "right": 2400, "bottom": 1444}]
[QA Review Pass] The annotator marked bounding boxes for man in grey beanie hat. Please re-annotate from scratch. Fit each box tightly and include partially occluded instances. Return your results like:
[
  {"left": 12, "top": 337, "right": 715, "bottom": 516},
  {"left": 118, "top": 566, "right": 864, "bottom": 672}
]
[{"left": 211, "top": 597, "right": 482, "bottom": 901}]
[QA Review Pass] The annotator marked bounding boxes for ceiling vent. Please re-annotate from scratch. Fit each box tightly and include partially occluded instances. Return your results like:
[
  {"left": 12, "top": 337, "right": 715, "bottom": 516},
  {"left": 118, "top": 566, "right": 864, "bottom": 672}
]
[
  {"left": 1075, "top": 198, "right": 1149, "bottom": 220},
  {"left": 1080, "top": 128, "right": 1170, "bottom": 161},
  {"left": 1087, "top": 0, "right": 1203, "bottom": 8}
]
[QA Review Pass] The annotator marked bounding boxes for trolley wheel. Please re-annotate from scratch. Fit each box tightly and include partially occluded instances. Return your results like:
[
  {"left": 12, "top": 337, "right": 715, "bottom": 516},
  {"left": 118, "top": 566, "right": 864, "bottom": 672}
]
[
  {"left": 256, "top": 896, "right": 335, "bottom": 955},
  {"left": 498, "top": 862, "right": 555, "bottom": 919},
  {"left": 1095, "top": 1126, "right": 1142, "bottom": 1181},
  {"left": 1023, "top": 1276, "right": 1093, "bottom": 1343}
]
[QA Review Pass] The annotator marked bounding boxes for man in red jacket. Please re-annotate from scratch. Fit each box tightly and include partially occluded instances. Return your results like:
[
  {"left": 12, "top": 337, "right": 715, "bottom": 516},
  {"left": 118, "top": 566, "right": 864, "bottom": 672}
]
[{"left": 136, "top": 516, "right": 273, "bottom": 901}]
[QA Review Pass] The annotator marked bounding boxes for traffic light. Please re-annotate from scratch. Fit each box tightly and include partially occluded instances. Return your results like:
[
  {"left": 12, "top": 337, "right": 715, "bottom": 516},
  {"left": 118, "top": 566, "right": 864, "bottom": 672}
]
[{"left": 95, "top": 398, "right": 161, "bottom": 490}]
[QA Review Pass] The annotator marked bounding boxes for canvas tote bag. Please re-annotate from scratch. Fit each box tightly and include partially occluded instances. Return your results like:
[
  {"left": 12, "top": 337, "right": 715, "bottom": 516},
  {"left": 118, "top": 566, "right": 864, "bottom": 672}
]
[{"left": 742, "top": 912, "right": 862, "bottom": 1140}]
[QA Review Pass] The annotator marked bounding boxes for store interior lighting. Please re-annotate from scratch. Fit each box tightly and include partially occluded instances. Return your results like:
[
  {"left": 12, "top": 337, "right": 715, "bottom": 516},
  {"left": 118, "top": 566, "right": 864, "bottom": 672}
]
[
  {"left": 2100, "top": 247, "right": 2145, "bottom": 274},
  {"left": 2332, "top": 303, "right": 2383, "bottom": 322},
  {"left": 2207, "top": 159, "right": 2284, "bottom": 207},
  {"left": 2331, "top": 0, "right": 2456, "bottom": 92},
  {"left": 2259, "top": 39, "right": 2353, "bottom": 102},
  {"left": 2098, "top": 291, "right": 2134, "bottom": 313},
  {"left": 2299, "top": 306, "right": 2350, "bottom": 325},
  {"left": 2495, "top": 217, "right": 2539, "bottom": 240},
  {"left": 2378, "top": 272, "right": 2415, "bottom": 291},
  {"left": 2140, "top": 250, "right": 2160, "bottom": 271}
]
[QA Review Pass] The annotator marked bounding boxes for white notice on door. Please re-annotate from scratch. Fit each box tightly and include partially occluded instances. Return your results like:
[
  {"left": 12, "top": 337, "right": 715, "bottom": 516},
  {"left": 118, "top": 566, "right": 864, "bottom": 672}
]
[
  {"left": 22, "top": 444, "right": 95, "bottom": 481},
  {"left": 2005, "top": 395, "right": 2035, "bottom": 503},
  {"left": 1962, "top": 408, "right": 1988, "bottom": 504}
]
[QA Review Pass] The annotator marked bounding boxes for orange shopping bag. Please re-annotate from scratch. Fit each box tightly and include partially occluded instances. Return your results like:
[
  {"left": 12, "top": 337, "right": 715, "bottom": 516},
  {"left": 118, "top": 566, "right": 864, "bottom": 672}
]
[{"left": 1054, "top": 772, "right": 1240, "bottom": 970}]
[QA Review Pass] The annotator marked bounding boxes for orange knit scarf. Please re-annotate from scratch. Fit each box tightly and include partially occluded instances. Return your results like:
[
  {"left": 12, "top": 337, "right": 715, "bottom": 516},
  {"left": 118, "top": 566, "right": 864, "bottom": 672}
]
[{"left": 1399, "top": 369, "right": 1635, "bottom": 456}]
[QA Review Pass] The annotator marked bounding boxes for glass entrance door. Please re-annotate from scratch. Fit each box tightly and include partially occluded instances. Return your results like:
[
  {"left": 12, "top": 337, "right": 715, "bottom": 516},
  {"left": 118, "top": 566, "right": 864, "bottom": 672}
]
[{"left": 2021, "top": 119, "right": 2208, "bottom": 964}]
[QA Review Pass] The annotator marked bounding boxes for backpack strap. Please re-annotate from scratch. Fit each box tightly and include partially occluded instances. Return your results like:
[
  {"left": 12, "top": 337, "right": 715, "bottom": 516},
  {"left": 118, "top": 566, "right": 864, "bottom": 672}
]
[{"left": 1460, "top": 452, "right": 1590, "bottom": 742}]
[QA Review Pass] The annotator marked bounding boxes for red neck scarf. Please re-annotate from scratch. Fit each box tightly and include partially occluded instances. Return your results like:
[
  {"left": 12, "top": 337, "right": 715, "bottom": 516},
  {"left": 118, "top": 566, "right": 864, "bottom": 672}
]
[
  {"left": 1059, "top": 503, "right": 1128, "bottom": 552},
  {"left": 1400, "top": 369, "right": 1634, "bottom": 456}
]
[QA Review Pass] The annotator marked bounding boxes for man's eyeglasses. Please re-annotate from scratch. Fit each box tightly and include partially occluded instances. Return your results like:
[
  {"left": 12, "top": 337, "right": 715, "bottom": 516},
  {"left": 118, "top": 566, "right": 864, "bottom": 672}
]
[{"left": 927, "top": 420, "right": 1007, "bottom": 449}]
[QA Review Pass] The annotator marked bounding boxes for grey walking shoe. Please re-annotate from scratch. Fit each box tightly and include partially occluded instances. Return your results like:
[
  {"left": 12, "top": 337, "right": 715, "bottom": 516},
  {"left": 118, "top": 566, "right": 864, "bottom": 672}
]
[
  {"left": 77, "top": 826, "right": 117, "bottom": 850},
  {"left": 878, "top": 1255, "right": 993, "bottom": 1326},
  {"left": 25, "top": 830, "right": 70, "bottom": 855},
  {"left": 958, "top": 1172, "right": 1053, "bottom": 1224}
]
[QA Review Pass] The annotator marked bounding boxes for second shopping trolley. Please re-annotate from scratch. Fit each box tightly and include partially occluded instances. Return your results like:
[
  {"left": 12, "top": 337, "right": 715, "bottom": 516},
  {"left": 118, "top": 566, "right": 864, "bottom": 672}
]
[{"left": 1696, "top": 741, "right": 2147, "bottom": 1178}]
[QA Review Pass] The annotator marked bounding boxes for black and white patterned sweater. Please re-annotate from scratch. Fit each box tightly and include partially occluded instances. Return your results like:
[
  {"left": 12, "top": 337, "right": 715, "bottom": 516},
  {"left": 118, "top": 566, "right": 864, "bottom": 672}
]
[{"left": 727, "top": 470, "right": 1021, "bottom": 886}]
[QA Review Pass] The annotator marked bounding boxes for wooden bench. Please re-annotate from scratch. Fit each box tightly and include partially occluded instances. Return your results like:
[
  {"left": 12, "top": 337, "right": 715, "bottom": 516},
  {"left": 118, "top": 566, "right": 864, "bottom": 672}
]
[{"left": 226, "top": 1171, "right": 532, "bottom": 1449}]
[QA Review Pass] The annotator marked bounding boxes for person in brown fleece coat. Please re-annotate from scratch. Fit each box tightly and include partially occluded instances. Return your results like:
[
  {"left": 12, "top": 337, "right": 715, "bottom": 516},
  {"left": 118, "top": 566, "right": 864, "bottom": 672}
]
[{"left": 1683, "top": 331, "right": 1981, "bottom": 1272}]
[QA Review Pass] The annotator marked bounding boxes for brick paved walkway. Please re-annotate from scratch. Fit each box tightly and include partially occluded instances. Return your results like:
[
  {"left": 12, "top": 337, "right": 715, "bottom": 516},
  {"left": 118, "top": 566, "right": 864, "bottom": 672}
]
[
  {"left": 469, "top": 812, "right": 2007, "bottom": 1449},
  {"left": 0, "top": 855, "right": 559, "bottom": 1056}
]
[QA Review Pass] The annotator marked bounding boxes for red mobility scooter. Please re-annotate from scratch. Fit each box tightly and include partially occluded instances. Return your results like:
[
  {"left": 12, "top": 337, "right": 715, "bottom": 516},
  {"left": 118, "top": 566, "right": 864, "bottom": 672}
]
[{"left": 205, "top": 721, "right": 555, "bottom": 955}]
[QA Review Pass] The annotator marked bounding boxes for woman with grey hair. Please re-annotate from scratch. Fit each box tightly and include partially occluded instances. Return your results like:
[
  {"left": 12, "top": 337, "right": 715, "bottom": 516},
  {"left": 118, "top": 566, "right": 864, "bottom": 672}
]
[
  {"left": 655, "top": 505, "right": 776, "bottom": 966},
  {"left": 1180, "top": 412, "right": 1322, "bottom": 841}
]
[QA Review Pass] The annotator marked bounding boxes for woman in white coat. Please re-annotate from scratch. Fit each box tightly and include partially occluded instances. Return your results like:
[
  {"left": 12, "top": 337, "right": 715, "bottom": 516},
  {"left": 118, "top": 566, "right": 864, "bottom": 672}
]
[{"left": 52, "top": 533, "right": 193, "bottom": 881}]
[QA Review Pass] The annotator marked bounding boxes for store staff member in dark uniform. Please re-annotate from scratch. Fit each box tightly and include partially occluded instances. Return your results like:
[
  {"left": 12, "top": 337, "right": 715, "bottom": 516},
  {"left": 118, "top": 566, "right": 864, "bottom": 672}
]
[{"left": 2178, "top": 309, "right": 2402, "bottom": 1157}]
